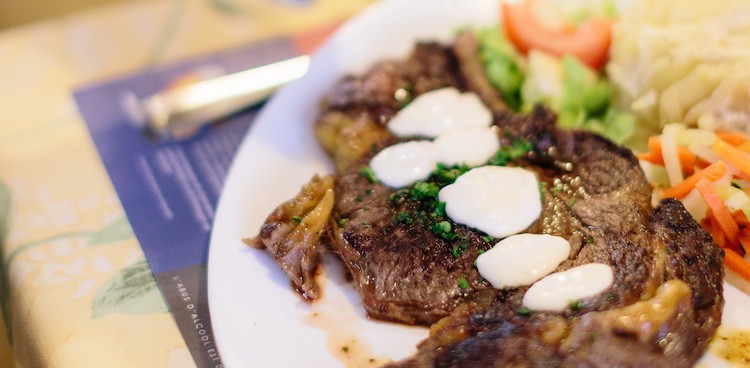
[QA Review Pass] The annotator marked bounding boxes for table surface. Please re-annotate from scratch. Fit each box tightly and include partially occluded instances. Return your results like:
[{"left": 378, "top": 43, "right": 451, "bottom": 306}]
[{"left": 0, "top": 0, "right": 371, "bottom": 366}]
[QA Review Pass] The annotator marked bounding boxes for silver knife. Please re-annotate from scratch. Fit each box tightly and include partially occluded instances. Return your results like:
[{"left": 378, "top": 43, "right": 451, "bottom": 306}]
[{"left": 123, "top": 55, "right": 310, "bottom": 139}]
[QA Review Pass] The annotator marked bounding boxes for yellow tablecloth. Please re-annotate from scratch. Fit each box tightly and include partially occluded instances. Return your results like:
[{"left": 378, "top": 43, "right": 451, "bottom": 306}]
[{"left": 0, "top": 0, "right": 371, "bottom": 366}]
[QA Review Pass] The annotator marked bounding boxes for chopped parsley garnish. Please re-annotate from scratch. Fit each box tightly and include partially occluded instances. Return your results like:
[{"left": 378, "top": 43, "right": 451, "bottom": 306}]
[
  {"left": 452, "top": 245, "right": 462, "bottom": 258},
  {"left": 432, "top": 221, "right": 454, "bottom": 239},
  {"left": 539, "top": 182, "right": 546, "bottom": 202},
  {"left": 569, "top": 300, "right": 585, "bottom": 311},
  {"left": 336, "top": 218, "right": 349, "bottom": 227},
  {"left": 587, "top": 235, "right": 595, "bottom": 244},
  {"left": 433, "top": 163, "right": 471, "bottom": 184},
  {"left": 517, "top": 306, "right": 531, "bottom": 316},
  {"left": 411, "top": 181, "right": 440, "bottom": 201},
  {"left": 488, "top": 139, "right": 533, "bottom": 166},
  {"left": 358, "top": 166, "right": 378, "bottom": 183},
  {"left": 567, "top": 198, "right": 577, "bottom": 208},
  {"left": 434, "top": 201, "right": 447, "bottom": 217},
  {"left": 482, "top": 235, "right": 495, "bottom": 243},
  {"left": 586, "top": 332, "right": 596, "bottom": 343},
  {"left": 291, "top": 215, "right": 302, "bottom": 223},
  {"left": 452, "top": 241, "right": 469, "bottom": 259},
  {"left": 457, "top": 276, "right": 470, "bottom": 289},
  {"left": 389, "top": 189, "right": 409, "bottom": 204},
  {"left": 393, "top": 211, "right": 414, "bottom": 225}
]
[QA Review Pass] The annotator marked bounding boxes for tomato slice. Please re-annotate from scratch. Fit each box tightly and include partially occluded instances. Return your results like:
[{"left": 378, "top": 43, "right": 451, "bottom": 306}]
[{"left": 501, "top": 1, "right": 613, "bottom": 70}]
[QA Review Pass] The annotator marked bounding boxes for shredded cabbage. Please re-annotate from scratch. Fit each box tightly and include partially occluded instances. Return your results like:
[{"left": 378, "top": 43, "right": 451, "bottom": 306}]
[{"left": 608, "top": 0, "right": 750, "bottom": 138}]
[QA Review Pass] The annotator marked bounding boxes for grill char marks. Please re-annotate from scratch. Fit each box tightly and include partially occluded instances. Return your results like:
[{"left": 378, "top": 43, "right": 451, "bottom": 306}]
[
  {"left": 328, "top": 103, "right": 664, "bottom": 326},
  {"left": 389, "top": 200, "right": 723, "bottom": 368},
  {"left": 315, "top": 42, "right": 461, "bottom": 172}
]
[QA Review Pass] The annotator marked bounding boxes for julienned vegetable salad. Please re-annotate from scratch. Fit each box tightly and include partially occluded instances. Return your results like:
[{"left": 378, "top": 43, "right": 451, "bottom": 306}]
[
  {"left": 477, "top": 0, "right": 636, "bottom": 145},
  {"left": 640, "top": 126, "right": 750, "bottom": 285},
  {"left": 484, "top": 0, "right": 750, "bottom": 288}
]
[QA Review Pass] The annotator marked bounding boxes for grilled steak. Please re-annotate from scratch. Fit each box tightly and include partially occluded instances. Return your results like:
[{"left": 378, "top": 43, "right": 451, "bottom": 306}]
[
  {"left": 388, "top": 198, "right": 723, "bottom": 368},
  {"left": 329, "top": 106, "right": 647, "bottom": 323},
  {"left": 250, "top": 31, "right": 724, "bottom": 367}
]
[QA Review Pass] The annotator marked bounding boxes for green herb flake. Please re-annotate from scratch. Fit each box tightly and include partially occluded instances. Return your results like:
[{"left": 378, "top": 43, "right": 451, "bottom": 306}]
[
  {"left": 434, "top": 201, "right": 447, "bottom": 217},
  {"left": 567, "top": 198, "right": 577, "bottom": 209},
  {"left": 539, "top": 182, "right": 546, "bottom": 202},
  {"left": 569, "top": 300, "right": 585, "bottom": 311},
  {"left": 355, "top": 195, "right": 363, "bottom": 203},
  {"left": 358, "top": 166, "right": 378, "bottom": 183},
  {"left": 434, "top": 163, "right": 471, "bottom": 184},
  {"left": 586, "top": 332, "right": 596, "bottom": 343},
  {"left": 452, "top": 246, "right": 462, "bottom": 259},
  {"left": 489, "top": 139, "right": 533, "bottom": 166},
  {"left": 587, "top": 235, "right": 595, "bottom": 244},
  {"left": 457, "top": 276, "right": 470, "bottom": 289},
  {"left": 482, "top": 235, "right": 495, "bottom": 243},
  {"left": 517, "top": 306, "right": 531, "bottom": 316},
  {"left": 336, "top": 218, "right": 349, "bottom": 227},
  {"left": 291, "top": 215, "right": 302, "bottom": 223},
  {"left": 393, "top": 211, "right": 414, "bottom": 225},
  {"left": 411, "top": 181, "right": 440, "bottom": 201},
  {"left": 432, "top": 220, "right": 458, "bottom": 240},
  {"left": 365, "top": 189, "right": 373, "bottom": 196},
  {"left": 389, "top": 189, "right": 409, "bottom": 205}
]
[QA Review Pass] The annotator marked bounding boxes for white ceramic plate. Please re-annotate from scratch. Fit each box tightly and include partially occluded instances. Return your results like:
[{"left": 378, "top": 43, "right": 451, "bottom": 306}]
[{"left": 207, "top": 1, "right": 750, "bottom": 367}]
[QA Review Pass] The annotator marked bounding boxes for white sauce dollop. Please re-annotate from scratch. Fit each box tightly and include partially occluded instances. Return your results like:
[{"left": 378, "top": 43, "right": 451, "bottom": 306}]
[
  {"left": 522, "top": 263, "right": 614, "bottom": 312},
  {"left": 388, "top": 87, "right": 492, "bottom": 138},
  {"left": 434, "top": 126, "right": 500, "bottom": 167},
  {"left": 369, "top": 141, "right": 439, "bottom": 188},
  {"left": 438, "top": 166, "right": 542, "bottom": 238},
  {"left": 476, "top": 234, "right": 570, "bottom": 289}
]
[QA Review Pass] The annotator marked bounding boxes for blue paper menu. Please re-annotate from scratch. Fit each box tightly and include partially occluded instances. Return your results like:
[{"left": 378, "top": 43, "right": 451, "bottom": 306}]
[{"left": 73, "top": 32, "right": 326, "bottom": 367}]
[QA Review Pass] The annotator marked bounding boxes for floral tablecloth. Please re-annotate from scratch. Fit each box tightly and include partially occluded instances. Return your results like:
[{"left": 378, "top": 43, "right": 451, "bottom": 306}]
[{"left": 0, "top": 0, "right": 370, "bottom": 366}]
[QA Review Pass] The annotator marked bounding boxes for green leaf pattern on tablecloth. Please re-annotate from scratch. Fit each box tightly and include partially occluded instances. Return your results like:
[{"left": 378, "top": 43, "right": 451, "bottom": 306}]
[
  {"left": 0, "top": 180, "right": 10, "bottom": 243},
  {"left": 0, "top": 186, "right": 166, "bottom": 319},
  {"left": 86, "top": 216, "right": 134, "bottom": 246},
  {"left": 91, "top": 259, "right": 168, "bottom": 318},
  {"left": 0, "top": 180, "right": 13, "bottom": 342}
]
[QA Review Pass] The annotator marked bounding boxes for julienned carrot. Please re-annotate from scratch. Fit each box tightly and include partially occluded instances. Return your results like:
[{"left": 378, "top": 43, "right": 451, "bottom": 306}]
[
  {"left": 713, "top": 140, "right": 750, "bottom": 177},
  {"left": 717, "top": 130, "right": 750, "bottom": 147},
  {"left": 643, "top": 136, "right": 697, "bottom": 174},
  {"left": 732, "top": 210, "right": 750, "bottom": 227},
  {"left": 696, "top": 177, "right": 740, "bottom": 243},
  {"left": 661, "top": 161, "right": 727, "bottom": 199},
  {"left": 703, "top": 214, "right": 727, "bottom": 249},
  {"left": 737, "top": 142, "right": 750, "bottom": 153},
  {"left": 636, "top": 151, "right": 660, "bottom": 163},
  {"left": 724, "top": 248, "right": 750, "bottom": 284},
  {"left": 738, "top": 229, "right": 750, "bottom": 253}
]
